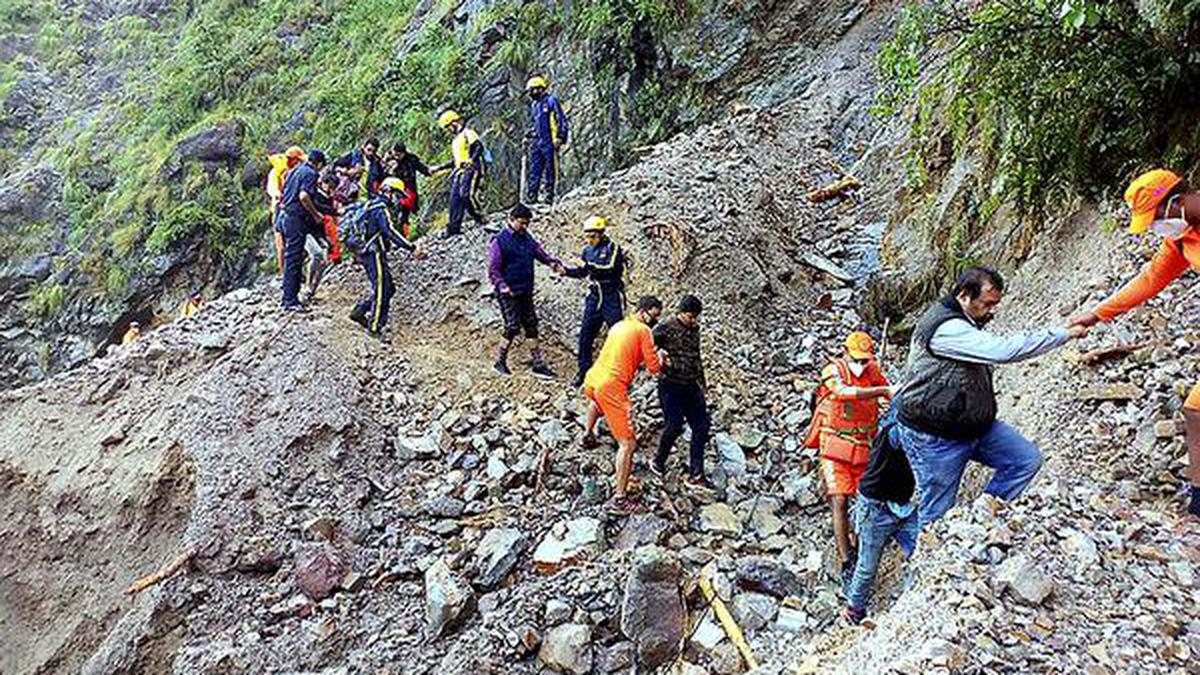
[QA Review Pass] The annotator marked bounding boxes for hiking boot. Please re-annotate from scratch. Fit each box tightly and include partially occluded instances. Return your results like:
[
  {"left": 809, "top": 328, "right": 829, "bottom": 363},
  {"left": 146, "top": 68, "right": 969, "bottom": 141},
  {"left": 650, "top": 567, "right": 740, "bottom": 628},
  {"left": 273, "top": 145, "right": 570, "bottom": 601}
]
[
  {"left": 607, "top": 496, "right": 646, "bottom": 517},
  {"left": 684, "top": 474, "right": 717, "bottom": 495},
  {"left": 494, "top": 359, "right": 512, "bottom": 376},
  {"left": 531, "top": 362, "right": 556, "bottom": 379},
  {"left": 842, "top": 606, "right": 866, "bottom": 626},
  {"left": 580, "top": 433, "right": 600, "bottom": 450},
  {"left": 349, "top": 308, "right": 369, "bottom": 329},
  {"left": 283, "top": 303, "right": 309, "bottom": 313}
]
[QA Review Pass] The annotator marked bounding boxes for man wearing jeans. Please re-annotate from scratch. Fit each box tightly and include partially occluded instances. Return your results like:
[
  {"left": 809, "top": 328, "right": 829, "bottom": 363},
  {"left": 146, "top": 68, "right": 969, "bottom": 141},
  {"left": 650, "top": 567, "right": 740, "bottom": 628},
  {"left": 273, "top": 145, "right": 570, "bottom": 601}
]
[
  {"left": 895, "top": 266, "right": 1086, "bottom": 527},
  {"left": 844, "top": 415, "right": 917, "bottom": 624},
  {"left": 650, "top": 294, "right": 716, "bottom": 495}
]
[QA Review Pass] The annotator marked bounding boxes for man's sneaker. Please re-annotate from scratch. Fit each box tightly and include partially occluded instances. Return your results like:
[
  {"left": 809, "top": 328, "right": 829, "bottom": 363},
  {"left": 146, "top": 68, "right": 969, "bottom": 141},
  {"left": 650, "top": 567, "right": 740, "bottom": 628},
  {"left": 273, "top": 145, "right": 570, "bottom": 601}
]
[
  {"left": 283, "top": 303, "right": 309, "bottom": 313},
  {"left": 494, "top": 360, "right": 512, "bottom": 376},
  {"left": 531, "top": 362, "right": 556, "bottom": 379},
  {"left": 842, "top": 606, "right": 866, "bottom": 626},
  {"left": 571, "top": 371, "right": 585, "bottom": 388},
  {"left": 580, "top": 433, "right": 600, "bottom": 450},
  {"left": 349, "top": 308, "right": 369, "bottom": 329},
  {"left": 684, "top": 474, "right": 717, "bottom": 495}
]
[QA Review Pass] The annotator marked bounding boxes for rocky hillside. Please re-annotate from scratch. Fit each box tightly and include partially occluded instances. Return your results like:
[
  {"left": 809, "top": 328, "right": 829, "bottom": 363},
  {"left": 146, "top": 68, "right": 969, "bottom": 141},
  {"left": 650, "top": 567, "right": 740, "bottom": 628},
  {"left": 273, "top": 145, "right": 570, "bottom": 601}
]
[
  {"left": 3, "top": 0, "right": 1198, "bottom": 674},
  {"left": 0, "top": 0, "right": 873, "bottom": 390}
]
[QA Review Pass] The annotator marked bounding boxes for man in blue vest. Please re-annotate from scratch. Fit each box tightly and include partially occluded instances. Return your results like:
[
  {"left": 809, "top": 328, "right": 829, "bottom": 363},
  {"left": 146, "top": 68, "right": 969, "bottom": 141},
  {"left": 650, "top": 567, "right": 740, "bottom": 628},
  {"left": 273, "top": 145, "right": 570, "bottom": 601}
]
[
  {"left": 565, "top": 216, "right": 627, "bottom": 387},
  {"left": 525, "top": 76, "right": 569, "bottom": 205},
  {"left": 487, "top": 203, "right": 565, "bottom": 377},
  {"left": 279, "top": 149, "right": 328, "bottom": 311}
]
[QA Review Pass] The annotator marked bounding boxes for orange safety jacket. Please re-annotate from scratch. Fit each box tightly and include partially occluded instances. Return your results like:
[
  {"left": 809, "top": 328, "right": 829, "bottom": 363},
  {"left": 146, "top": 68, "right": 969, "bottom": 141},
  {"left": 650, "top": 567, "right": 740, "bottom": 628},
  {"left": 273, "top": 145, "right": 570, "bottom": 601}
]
[{"left": 804, "top": 358, "right": 890, "bottom": 466}]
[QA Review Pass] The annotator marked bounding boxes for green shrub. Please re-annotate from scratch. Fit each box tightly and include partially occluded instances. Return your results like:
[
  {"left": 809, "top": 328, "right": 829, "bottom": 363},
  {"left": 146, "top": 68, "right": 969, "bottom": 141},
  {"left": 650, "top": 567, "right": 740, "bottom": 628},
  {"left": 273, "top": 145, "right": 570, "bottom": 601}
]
[
  {"left": 878, "top": 0, "right": 1200, "bottom": 213},
  {"left": 28, "top": 281, "right": 65, "bottom": 318}
]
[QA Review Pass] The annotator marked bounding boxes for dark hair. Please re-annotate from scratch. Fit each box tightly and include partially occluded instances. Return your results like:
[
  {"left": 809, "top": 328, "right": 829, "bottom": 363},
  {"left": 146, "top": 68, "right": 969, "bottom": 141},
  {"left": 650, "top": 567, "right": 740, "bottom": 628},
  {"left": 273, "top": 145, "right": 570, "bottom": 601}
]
[
  {"left": 391, "top": 142, "right": 406, "bottom": 154},
  {"left": 510, "top": 203, "right": 533, "bottom": 220},
  {"left": 637, "top": 295, "right": 663, "bottom": 312},
  {"left": 364, "top": 137, "right": 380, "bottom": 148},
  {"left": 677, "top": 294, "right": 702, "bottom": 315},
  {"left": 952, "top": 265, "right": 1005, "bottom": 299},
  {"left": 307, "top": 149, "right": 327, "bottom": 167}
]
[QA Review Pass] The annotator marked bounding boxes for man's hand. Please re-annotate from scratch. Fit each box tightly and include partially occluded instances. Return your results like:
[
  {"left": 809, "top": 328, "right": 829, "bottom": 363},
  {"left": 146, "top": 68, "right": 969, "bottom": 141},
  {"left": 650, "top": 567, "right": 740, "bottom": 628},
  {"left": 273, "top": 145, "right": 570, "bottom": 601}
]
[
  {"left": 1066, "top": 324, "right": 1089, "bottom": 339},
  {"left": 412, "top": 245, "right": 428, "bottom": 261},
  {"left": 552, "top": 262, "right": 565, "bottom": 275},
  {"left": 1067, "top": 311, "right": 1100, "bottom": 328},
  {"left": 658, "top": 349, "right": 671, "bottom": 367},
  {"left": 500, "top": 286, "right": 513, "bottom": 296}
]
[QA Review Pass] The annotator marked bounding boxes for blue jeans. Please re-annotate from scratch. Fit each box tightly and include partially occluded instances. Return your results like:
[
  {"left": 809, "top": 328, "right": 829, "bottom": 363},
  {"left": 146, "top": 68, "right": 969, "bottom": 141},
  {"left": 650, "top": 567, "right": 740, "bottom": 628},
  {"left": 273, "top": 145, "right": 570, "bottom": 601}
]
[
  {"left": 897, "top": 420, "right": 1043, "bottom": 528},
  {"left": 846, "top": 495, "right": 918, "bottom": 610}
]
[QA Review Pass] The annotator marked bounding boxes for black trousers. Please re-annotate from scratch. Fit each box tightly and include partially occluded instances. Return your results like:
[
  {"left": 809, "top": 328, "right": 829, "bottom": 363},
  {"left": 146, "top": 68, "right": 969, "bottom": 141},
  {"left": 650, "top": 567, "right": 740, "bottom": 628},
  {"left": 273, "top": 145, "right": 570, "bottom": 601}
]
[{"left": 655, "top": 379, "right": 710, "bottom": 477}]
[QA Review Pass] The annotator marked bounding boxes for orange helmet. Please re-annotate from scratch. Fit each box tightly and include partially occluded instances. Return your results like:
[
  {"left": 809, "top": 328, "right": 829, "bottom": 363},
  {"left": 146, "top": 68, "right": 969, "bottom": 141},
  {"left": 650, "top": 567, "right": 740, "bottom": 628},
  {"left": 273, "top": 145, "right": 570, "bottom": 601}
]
[
  {"left": 845, "top": 331, "right": 875, "bottom": 360},
  {"left": 1125, "top": 169, "right": 1182, "bottom": 234}
]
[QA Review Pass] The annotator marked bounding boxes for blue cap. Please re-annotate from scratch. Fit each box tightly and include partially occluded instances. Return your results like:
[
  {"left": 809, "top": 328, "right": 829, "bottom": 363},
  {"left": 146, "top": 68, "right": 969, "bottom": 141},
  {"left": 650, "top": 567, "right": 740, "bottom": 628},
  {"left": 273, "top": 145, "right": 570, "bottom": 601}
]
[{"left": 307, "top": 149, "right": 326, "bottom": 165}]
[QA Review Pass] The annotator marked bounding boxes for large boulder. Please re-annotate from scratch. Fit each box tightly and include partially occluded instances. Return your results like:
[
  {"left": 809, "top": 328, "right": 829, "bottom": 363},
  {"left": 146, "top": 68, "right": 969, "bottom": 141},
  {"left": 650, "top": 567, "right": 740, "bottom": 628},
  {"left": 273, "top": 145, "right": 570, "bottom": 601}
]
[
  {"left": 424, "top": 558, "right": 475, "bottom": 638},
  {"left": 619, "top": 545, "right": 686, "bottom": 668},
  {"left": 175, "top": 120, "right": 246, "bottom": 166}
]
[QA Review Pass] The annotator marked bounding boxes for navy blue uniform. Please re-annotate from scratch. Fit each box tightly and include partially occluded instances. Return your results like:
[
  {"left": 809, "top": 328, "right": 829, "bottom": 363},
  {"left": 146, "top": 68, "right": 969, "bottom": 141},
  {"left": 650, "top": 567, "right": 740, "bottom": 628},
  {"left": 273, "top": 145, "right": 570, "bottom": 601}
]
[
  {"left": 565, "top": 237, "right": 626, "bottom": 376},
  {"left": 279, "top": 162, "right": 320, "bottom": 307},
  {"left": 527, "top": 93, "right": 569, "bottom": 204},
  {"left": 353, "top": 198, "right": 415, "bottom": 334}
]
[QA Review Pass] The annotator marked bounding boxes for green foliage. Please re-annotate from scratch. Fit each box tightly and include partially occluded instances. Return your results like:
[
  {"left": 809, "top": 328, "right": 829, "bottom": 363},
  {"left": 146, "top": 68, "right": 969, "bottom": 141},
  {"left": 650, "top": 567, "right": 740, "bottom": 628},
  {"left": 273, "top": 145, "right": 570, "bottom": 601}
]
[
  {"left": 28, "top": 281, "right": 65, "bottom": 318},
  {"left": 878, "top": 0, "right": 1200, "bottom": 213}
]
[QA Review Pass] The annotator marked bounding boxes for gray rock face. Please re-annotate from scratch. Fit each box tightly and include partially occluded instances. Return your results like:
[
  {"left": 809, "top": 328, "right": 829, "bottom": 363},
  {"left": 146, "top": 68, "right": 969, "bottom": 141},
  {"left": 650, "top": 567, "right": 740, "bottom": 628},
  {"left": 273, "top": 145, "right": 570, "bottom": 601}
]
[
  {"left": 698, "top": 502, "right": 742, "bottom": 537},
  {"left": 533, "top": 517, "right": 605, "bottom": 572},
  {"left": 614, "top": 513, "right": 671, "bottom": 550},
  {"left": 474, "top": 527, "right": 528, "bottom": 589},
  {"left": 538, "top": 623, "right": 593, "bottom": 674},
  {"left": 735, "top": 557, "right": 802, "bottom": 599},
  {"left": 619, "top": 546, "right": 686, "bottom": 668},
  {"left": 424, "top": 558, "right": 475, "bottom": 638},
  {"left": 174, "top": 120, "right": 246, "bottom": 166}
]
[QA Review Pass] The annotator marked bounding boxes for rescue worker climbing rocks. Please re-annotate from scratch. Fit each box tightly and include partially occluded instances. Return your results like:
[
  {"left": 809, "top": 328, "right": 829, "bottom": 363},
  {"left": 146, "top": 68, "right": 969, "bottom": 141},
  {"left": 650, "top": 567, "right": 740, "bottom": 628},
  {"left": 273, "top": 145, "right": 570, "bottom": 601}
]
[
  {"left": 346, "top": 177, "right": 427, "bottom": 340},
  {"left": 565, "top": 216, "right": 628, "bottom": 387},
  {"left": 1069, "top": 169, "right": 1200, "bottom": 518},
  {"left": 432, "top": 110, "right": 486, "bottom": 237},
  {"left": 525, "top": 75, "right": 569, "bottom": 205},
  {"left": 581, "top": 295, "right": 667, "bottom": 516},
  {"left": 805, "top": 331, "right": 892, "bottom": 592}
]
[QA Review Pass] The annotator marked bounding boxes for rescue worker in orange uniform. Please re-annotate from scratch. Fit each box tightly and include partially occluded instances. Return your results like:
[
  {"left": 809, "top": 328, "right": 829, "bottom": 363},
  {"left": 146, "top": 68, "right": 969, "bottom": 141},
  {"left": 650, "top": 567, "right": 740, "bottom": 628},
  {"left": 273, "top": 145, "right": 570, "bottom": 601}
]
[
  {"left": 1069, "top": 169, "right": 1200, "bottom": 518},
  {"left": 806, "top": 331, "right": 893, "bottom": 590},
  {"left": 581, "top": 296, "right": 666, "bottom": 516},
  {"left": 121, "top": 321, "right": 142, "bottom": 345},
  {"left": 266, "top": 146, "right": 307, "bottom": 275}
]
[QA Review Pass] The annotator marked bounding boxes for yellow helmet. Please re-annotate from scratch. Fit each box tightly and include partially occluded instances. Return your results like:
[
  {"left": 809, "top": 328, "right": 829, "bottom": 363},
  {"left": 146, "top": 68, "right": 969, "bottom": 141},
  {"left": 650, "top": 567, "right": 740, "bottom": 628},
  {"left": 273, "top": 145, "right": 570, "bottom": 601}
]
[
  {"left": 582, "top": 215, "right": 607, "bottom": 233},
  {"left": 437, "top": 110, "right": 462, "bottom": 129},
  {"left": 526, "top": 75, "right": 548, "bottom": 91},
  {"left": 380, "top": 177, "right": 407, "bottom": 193}
]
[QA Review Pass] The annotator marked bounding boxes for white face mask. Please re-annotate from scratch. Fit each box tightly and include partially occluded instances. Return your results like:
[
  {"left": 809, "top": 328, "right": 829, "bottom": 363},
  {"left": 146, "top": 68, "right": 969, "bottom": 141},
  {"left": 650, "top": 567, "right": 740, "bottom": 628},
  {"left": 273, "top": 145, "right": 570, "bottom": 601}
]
[
  {"left": 1150, "top": 197, "right": 1189, "bottom": 238},
  {"left": 1150, "top": 217, "right": 1189, "bottom": 238},
  {"left": 847, "top": 361, "right": 867, "bottom": 377}
]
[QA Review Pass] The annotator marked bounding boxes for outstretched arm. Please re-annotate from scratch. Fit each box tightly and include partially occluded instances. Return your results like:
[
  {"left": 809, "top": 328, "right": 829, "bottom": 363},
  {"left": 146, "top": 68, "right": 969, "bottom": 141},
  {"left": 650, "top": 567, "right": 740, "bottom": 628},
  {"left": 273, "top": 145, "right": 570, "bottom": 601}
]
[{"left": 929, "top": 319, "right": 1072, "bottom": 365}]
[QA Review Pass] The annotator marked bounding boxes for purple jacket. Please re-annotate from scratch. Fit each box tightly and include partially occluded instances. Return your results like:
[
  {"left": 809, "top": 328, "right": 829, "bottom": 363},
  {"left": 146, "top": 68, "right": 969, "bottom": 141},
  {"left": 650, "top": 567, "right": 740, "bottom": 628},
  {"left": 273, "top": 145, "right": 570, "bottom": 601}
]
[{"left": 488, "top": 226, "right": 561, "bottom": 295}]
